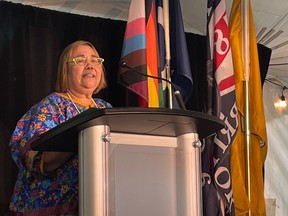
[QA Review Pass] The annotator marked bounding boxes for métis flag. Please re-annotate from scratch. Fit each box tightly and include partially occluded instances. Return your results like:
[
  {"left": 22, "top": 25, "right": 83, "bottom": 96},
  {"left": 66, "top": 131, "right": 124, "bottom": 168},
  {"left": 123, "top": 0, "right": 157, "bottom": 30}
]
[
  {"left": 118, "top": 0, "right": 193, "bottom": 108},
  {"left": 203, "top": 0, "right": 238, "bottom": 215},
  {"left": 229, "top": 0, "right": 268, "bottom": 215}
]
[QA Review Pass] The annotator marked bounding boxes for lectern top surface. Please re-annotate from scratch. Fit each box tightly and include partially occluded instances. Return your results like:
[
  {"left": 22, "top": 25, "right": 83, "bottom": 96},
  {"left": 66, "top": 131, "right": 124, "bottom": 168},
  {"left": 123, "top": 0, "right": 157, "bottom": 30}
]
[{"left": 31, "top": 107, "right": 225, "bottom": 152}]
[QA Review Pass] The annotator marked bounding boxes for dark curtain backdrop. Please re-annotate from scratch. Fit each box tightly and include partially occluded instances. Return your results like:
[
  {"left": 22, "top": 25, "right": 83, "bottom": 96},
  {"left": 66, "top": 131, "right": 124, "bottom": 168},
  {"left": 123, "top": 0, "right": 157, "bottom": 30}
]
[{"left": 0, "top": 1, "right": 271, "bottom": 215}]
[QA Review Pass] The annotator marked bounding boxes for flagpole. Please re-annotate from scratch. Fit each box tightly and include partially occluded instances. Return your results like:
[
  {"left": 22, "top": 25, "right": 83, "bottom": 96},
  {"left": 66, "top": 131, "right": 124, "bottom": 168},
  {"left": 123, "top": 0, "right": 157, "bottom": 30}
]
[
  {"left": 242, "top": 0, "right": 251, "bottom": 215},
  {"left": 163, "top": 0, "right": 173, "bottom": 109}
]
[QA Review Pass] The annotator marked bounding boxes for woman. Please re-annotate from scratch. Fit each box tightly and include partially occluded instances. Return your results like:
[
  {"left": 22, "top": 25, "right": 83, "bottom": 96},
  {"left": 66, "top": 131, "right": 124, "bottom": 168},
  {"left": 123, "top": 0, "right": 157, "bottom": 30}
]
[{"left": 9, "top": 40, "right": 112, "bottom": 215}]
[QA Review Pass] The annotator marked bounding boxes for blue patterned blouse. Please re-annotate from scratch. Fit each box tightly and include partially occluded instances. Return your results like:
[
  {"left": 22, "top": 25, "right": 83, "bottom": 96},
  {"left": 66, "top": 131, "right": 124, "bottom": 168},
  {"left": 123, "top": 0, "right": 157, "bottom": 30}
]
[{"left": 9, "top": 92, "right": 112, "bottom": 215}]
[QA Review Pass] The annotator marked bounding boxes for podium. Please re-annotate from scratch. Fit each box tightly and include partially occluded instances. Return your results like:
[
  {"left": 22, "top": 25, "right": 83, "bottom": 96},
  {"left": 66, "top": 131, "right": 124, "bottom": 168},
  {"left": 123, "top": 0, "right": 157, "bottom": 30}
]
[{"left": 31, "top": 107, "right": 224, "bottom": 216}]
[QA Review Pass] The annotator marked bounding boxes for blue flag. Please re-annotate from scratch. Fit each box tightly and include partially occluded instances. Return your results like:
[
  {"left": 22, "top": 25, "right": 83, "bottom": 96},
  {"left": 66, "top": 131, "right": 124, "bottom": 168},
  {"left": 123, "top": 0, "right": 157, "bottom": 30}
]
[{"left": 169, "top": 0, "right": 193, "bottom": 103}]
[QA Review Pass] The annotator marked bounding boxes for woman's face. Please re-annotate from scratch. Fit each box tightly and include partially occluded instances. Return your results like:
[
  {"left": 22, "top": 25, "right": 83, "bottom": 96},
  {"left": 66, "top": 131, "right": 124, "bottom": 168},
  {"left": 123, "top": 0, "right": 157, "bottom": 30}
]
[{"left": 67, "top": 44, "right": 103, "bottom": 96}]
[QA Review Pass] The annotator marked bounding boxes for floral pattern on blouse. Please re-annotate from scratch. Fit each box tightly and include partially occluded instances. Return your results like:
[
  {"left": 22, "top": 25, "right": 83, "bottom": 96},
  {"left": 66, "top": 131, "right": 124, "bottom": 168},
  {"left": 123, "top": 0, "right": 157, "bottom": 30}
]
[{"left": 9, "top": 92, "right": 112, "bottom": 213}]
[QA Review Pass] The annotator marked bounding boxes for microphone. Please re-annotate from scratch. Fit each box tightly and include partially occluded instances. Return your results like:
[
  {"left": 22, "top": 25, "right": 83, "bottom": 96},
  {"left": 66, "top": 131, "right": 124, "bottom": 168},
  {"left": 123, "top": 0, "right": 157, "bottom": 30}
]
[{"left": 120, "top": 61, "right": 187, "bottom": 110}]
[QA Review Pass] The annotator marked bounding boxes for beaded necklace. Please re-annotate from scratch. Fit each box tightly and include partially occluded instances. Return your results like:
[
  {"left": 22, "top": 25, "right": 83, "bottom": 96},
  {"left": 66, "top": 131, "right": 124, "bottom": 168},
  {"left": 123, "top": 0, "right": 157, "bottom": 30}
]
[{"left": 66, "top": 92, "right": 97, "bottom": 113}]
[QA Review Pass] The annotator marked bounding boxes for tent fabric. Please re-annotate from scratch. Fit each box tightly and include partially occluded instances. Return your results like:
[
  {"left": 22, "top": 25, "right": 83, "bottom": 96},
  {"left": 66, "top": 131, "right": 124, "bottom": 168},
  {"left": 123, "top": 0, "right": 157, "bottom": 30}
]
[{"left": 263, "top": 81, "right": 288, "bottom": 216}]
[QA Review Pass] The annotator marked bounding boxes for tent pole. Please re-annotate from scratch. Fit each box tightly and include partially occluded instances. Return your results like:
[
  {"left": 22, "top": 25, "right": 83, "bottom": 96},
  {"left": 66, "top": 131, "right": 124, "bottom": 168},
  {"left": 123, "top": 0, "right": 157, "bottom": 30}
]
[
  {"left": 242, "top": 0, "right": 251, "bottom": 215},
  {"left": 163, "top": 0, "right": 173, "bottom": 109}
]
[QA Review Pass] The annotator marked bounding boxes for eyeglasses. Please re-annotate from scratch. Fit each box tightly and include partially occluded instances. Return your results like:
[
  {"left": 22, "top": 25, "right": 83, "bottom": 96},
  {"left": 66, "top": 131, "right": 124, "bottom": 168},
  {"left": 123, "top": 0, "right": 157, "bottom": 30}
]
[{"left": 67, "top": 56, "right": 104, "bottom": 67}]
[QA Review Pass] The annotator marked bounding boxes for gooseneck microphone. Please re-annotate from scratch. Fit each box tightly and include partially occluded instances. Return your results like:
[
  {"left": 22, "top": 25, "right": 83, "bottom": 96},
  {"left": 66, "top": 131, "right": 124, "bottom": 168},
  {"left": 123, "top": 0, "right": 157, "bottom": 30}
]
[{"left": 120, "top": 61, "right": 187, "bottom": 110}]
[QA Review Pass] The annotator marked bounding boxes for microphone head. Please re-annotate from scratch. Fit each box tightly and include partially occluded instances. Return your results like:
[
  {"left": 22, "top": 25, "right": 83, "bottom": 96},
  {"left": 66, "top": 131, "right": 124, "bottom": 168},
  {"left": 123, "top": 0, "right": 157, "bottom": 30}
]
[{"left": 119, "top": 61, "right": 127, "bottom": 68}]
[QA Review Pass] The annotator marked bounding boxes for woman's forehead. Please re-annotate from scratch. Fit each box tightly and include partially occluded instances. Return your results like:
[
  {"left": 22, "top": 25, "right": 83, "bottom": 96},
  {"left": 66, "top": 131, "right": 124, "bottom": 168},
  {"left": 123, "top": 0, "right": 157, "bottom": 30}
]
[{"left": 71, "top": 44, "right": 99, "bottom": 56}]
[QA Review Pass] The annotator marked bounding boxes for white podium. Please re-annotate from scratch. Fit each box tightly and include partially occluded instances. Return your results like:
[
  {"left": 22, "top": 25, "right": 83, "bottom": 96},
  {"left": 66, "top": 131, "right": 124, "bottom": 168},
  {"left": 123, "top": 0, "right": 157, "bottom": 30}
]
[{"left": 31, "top": 108, "right": 224, "bottom": 216}]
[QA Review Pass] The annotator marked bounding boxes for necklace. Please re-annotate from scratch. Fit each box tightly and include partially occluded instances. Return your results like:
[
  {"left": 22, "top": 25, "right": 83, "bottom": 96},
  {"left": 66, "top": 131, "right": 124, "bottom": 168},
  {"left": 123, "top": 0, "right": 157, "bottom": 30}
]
[{"left": 66, "top": 92, "right": 97, "bottom": 114}]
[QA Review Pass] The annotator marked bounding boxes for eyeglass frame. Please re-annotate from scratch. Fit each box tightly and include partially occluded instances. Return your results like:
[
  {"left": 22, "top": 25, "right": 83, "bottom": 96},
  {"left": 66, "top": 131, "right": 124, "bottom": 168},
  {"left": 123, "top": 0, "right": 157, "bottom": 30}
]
[{"left": 67, "top": 56, "right": 104, "bottom": 67}]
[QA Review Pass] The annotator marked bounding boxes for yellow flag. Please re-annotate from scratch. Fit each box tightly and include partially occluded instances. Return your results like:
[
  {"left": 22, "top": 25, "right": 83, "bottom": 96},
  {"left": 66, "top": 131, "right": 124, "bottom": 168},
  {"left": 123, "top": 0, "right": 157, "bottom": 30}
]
[{"left": 229, "top": 0, "right": 268, "bottom": 215}]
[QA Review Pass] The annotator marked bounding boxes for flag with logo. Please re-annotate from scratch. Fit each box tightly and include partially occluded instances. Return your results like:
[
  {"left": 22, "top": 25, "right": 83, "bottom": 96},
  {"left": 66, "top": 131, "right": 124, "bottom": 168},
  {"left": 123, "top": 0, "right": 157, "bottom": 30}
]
[
  {"left": 118, "top": 0, "right": 192, "bottom": 108},
  {"left": 203, "top": 0, "right": 238, "bottom": 215},
  {"left": 229, "top": 0, "right": 268, "bottom": 214}
]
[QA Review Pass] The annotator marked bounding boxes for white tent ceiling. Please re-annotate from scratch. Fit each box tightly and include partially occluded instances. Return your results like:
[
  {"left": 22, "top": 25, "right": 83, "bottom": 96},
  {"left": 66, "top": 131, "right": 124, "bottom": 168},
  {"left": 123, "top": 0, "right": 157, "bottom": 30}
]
[
  {"left": 3, "top": 0, "right": 288, "bottom": 215},
  {"left": 4, "top": 0, "right": 288, "bottom": 83}
]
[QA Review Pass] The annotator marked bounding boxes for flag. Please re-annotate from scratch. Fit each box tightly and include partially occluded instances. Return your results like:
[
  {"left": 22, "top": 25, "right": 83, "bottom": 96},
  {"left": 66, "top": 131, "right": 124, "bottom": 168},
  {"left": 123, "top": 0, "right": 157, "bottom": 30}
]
[
  {"left": 117, "top": 0, "right": 162, "bottom": 107},
  {"left": 118, "top": 0, "right": 193, "bottom": 108},
  {"left": 169, "top": 0, "right": 193, "bottom": 104},
  {"left": 156, "top": 0, "right": 166, "bottom": 107},
  {"left": 229, "top": 0, "right": 268, "bottom": 215},
  {"left": 203, "top": 0, "right": 238, "bottom": 215}
]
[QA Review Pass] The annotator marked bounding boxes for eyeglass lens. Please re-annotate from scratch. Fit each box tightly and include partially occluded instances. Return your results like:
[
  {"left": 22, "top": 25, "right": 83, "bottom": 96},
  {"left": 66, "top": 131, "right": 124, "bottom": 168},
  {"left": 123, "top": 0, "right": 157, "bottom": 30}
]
[{"left": 73, "top": 57, "right": 103, "bottom": 66}]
